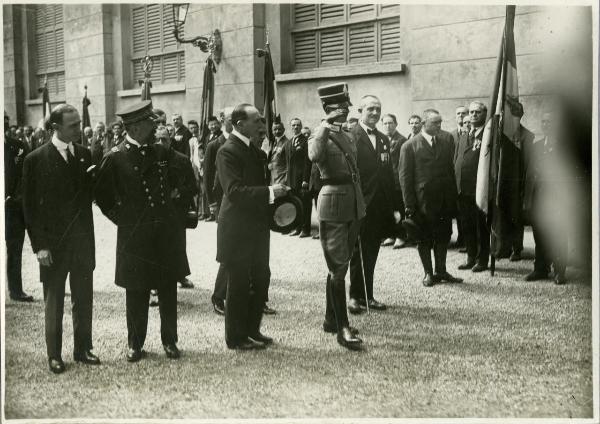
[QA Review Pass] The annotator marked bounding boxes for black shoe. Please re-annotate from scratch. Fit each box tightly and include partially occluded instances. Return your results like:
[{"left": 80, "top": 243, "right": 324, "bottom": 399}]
[
  {"left": 126, "top": 348, "right": 144, "bottom": 362},
  {"left": 337, "top": 327, "right": 363, "bottom": 351},
  {"left": 381, "top": 238, "right": 394, "bottom": 246},
  {"left": 367, "top": 299, "right": 387, "bottom": 311},
  {"left": 205, "top": 214, "right": 216, "bottom": 222},
  {"left": 436, "top": 271, "right": 463, "bottom": 283},
  {"left": 289, "top": 229, "right": 301, "bottom": 236},
  {"left": 163, "top": 343, "right": 181, "bottom": 359},
  {"left": 74, "top": 350, "right": 100, "bottom": 365},
  {"left": 509, "top": 252, "right": 522, "bottom": 262},
  {"left": 312, "top": 234, "right": 320, "bottom": 239},
  {"left": 299, "top": 231, "right": 311, "bottom": 238},
  {"left": 471, "top": 263, "right": 488, "bottom": 273},
  {"left": 323, "top": 321, "right": 359, "bottom": 336},
  {"left": 149, "top": 289, "right": 159, "bottom": 307},
  {"left": 10, "top": 292, "right": 34, "bottom": 302},
  {"left": 48, "top": 358, "right": 65, "bottom": 374},
  {"left": 348, "top": 298, "right": 364, "bottom": 314},
  {"left": 263, "top": 304, "right": 276, "bottom": 315},
  {"left": 178, "top": 278, "right": 194, "bottom": 289},
  {"left": 393, "top": 239, "right": 407, "bottom": 249},
  {"left": 228, "top": 338, "right": 266, "bottom": 350},
  {"left": 249, "top": 332, "right": 273, "bottom": 345},
  {"left": 525, "top": 270, "right": 550, "bottom": 281},
  {"left": 458, "top": 261, "right": 476, "bottom": 270},
  {"left": 422, "top": 273, "right": 435, "bottom": 287},
  {"left": 459, "top": 247, "right": 467, "bottom": 253},
  {"left": 211, "top": 296, "right": 225, "bottom": 316},
  {"left": 554, "top": 273, "right": 567, "bottom": 285}
]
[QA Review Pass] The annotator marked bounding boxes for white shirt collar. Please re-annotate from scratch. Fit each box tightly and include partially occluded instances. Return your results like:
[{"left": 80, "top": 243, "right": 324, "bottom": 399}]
[
  {"left": 421, "top": 130, "right": 434, "bottom": 145},
  {"left": 359, "top": 120, "right": 376, "bottom": 135},
  {"left": 51, "top": 133, "right": 71, "bottom": 151},
  {"left": 222, "top": 130, "right": 230, "bottom": 139},
  {"left": 471, "top": 126, "right": 484, "bottom": 137},
  {"left": 126, "top": 134, "right": 141, "bottom": 147},
  {"left": 231, "top": 129, "right": 250, "bottom": 147}
]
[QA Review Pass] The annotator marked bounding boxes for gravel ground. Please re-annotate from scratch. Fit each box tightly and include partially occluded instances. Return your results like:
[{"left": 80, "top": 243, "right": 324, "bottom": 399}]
[{"left": 3, "top": 206, "right": 594, "bottom": 420}]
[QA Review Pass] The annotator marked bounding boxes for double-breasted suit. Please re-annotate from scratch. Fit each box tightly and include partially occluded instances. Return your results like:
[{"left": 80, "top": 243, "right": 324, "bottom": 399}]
[
  {"left": 23, "top": 139, "right": 96, "bottom": 359},
  {"left": 454, "top": 127, "right": 489, "bottom": 267},
  {"left": 216, "top": 133, "right": 271, "bottom": 347},
  {"left": 399, "top": 131, "right": 457, "bottom": 275},
  {"left": 349, "top": 123, "right": 399, "bottom": 303},
  {"left": 95, "top": 139, "right": 184, "bottom": 350}
]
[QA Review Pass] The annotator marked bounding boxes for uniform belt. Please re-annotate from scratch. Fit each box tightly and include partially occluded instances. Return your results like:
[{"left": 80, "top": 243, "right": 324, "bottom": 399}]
[{"left": 320, "top": 174, "right": 358, "bottom": 186}]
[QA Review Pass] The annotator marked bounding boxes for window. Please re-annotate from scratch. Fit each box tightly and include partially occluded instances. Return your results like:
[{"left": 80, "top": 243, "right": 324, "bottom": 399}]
[
  {"left": 131, "top": 4, "right": 185, "bottom": 86},
  {"left": 291, "top": 4, "right": 401, "bottom": 71},
  {"left": 34, "top": 4, "right": 64, "bottom": 98}
]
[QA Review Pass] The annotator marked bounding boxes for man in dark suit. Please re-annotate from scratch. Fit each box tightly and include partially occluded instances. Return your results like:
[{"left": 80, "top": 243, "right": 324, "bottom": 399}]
[
  {"left": 206, "top": 107, "right": 230, "bottom": 315},
  {"left": 5, "top": 119, "right": 33, "bottom": 302},
  {"left": 95, "top": 100, "right": 187, "bottom": 362},
  {"left": 450, "top": 106, "right": 468, "bottom": 148},
  {"left": 308, "top": 83, "right": 365, "bottom": 350},
  {"left": 22, "top": 125, "right": 35, "bottom": 151},
  {"left": 90, "top": 122, "right": 107, "bottom": 165},
  {"left": 22, "top": 104, "right": 99, "bottom": 374},
  {"left": 216, "top": 103, "right": 288, "bottom": 350},
  {"left": 269, "top": 121, "right": 289, "bottom": 185},
  {"left": 348, "top": 95, "right": 401, "bottom": 314},
  {"left": 172, "top": 113, "right": 192, "bottom": 158},
  {"left": 283, "top": 118, "right": 312, "bottom": 237},
  {"left": 110, "top": 121, "right": 126, "bottom": 149},
  {"left": 399, "top": 109, "right": 462, "bottom": 287},
  {"left": 407, "top": 114, "right": 423, "bottom": 139},
  {"left": 382, "top": 113, "right": 408, "bottom": 249},
  {"left": 454, "top": 101, "right": 490, "bottom": 272}
]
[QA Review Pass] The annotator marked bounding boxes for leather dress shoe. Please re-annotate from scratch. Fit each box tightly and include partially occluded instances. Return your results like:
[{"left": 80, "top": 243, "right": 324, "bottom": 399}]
[
  {"left": 525, "top": 270, "right": 549, "bottom": 281},
  {"left": 205, "top": 214, "right": 216, "bottom": 222},
  {"left": 211, "top": 296, "right": 225, "bottom": 316},
  {"left": 554, "top": 273, "right": 567, "bottom": 285},
  {"left": 436, "top": 271, "right": 463, "bottom": 283},
  {"left": 163, "top": 343, "right": 181, "bottom": 359},
  {"left": 249, "top": 332, "right": 273, "bottom": 345},
  {"left": 228, "top": 338, "right": 266, "bottom": 351},
  {"left": 422, "top": 273, "right": 435, "bottom": 287},
  {"left": 393, "top": 238, "right": 407, "bottom": 249},
  {"left": 458, "top": 261, "right": 476, "bottom": 270},
  {"left": 337, "top": 327, "right": 363, "bottom": 351},
  {"left": 471, "top": 263, "right": 488, "bottom": 273},
  {"left": 289, "top": 229, "right": 301, "bottom": 236},
  {"left": 381, "top": 238, "right": 394, "bottom": 246},
  {"left": 149, "top": 289, "right": 159, "bottom": 307},
  {"left": 323, "top": 321, "right": 359, "bottom": 336},
  {"left": 178, "top": 278, "right": 194, "bottom": 289},
  {"left": 74, "top": 350, "right": 100, "bottom": 365},
  {"left": 263, "top": 304, "right": 276, "bottom": 315},
  {"left": 348, "top": 298, "right": 364, "bottom": 314},
  {"left": 299, "top": 231, "right": 311, "bottom": 238},
  {"left": 126, "top": 348, "right": 144, "bottom": 362},
  {"left": 48, "top": 358, "right": 65, "bottom": 374},
  {"left": 10, "top": 292, "right": 34, "bottom": 302},
  {"left": 359, "top": 298, "right": 387, "bottom": 311},
  {"left": 509, "top": 252, "right": 522, "bottom": 262},
  {"left": 459, "top": 247, "right": 467, "bottom": 253}
]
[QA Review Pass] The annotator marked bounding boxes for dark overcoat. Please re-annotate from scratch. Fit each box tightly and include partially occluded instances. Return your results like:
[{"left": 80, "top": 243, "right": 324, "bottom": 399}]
[
  {"left": 94, "top": 141, "right": 187, "bottom": 290},
  {"left": 216, "top": 134, "right": 270, "bottom": 264},
  {"left": 22, "top": 142, "right": 95, "bottom": 282},
  {"left": 282, "top": 133, "right": 311, "bottom": 190}
]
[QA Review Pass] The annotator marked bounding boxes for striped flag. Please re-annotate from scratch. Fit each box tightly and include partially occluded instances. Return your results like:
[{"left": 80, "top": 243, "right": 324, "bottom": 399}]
[
  {"left": 475, "top": 5, "right": 523, "bottom": 257},
  {"left": 40, "top": 76, "right": 51, "bottom": 121},
  {"left": 256, "top": 41, "right": 279, "bottom": 153}
]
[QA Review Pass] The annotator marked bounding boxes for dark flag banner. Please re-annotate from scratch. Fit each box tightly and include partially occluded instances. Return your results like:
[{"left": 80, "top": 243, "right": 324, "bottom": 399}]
[
  {"left": 256, "top": 41, "right": 278, "bottom": 152},
  {"left": 82, "top": 86, "right": 91, "bottom": 141},
  {"left": 40, "top": 77, "right": 51, "bottom": 123},
  {"left": 476, "top": 5, "right": 523, "bottom": 265},
  {"left": 199, "top": 56, "right": 217, "bottom": 144},
  {"left": 139, "top": 56, "right": 153, "bottom": 101}
]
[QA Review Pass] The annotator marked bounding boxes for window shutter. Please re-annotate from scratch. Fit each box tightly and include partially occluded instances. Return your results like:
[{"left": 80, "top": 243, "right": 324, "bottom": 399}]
[
  {"left": 162, "top": 5, "right": 177, "bottom": 50},
  {"left": 294, "top": 4, "right": 316, "bottom": 26},
  {"left": 162, "top": 53, "right": 179, "bottom": 83},
  {"left": 132, "top": 6, "right": 146, "bottom": 55},
  {"left": 379, "top": 17, "right": 400, "bottom": 60},
  {"left": 320, "top": 4, "right": 344, "bottom": 22},
  {"left": 380, "top": 4, "right": 400, "bottom": 15},
  {"left": 146, "top": 5, "right": 162, "bottom": 52},
  {"left": 294, "top": 32, "right": 317, "bottom": 69},
  {"left": 55, "top": 30, "right": 64, "bottom": 68},
  {"left": 320, "top": 28, "right": 345, "bottom": 65},
  {"left": 178, "top": 53, "right": 186, "bottom": 80},
  {"left": 349, "top": 23, "right": 375, "bottom": 63},
  {"left": 349, "top": 4, "right": 374, "bottom": 19}
]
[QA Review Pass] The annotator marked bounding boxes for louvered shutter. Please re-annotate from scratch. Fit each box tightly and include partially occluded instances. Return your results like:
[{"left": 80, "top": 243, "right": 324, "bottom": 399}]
[
  {"left": 294, "top": 4, "right": 316, "bottom": 26},
  {"left": 380, "top": 4, "right": 400, "bottom": 15},
  {"left": 34, "top": 4, "right": 64, "bottom": 97},
  {"left": 132, "top": 6, "right": 146, "bottom": 54},
  {"left": 320, "top": 4, "right": 344, "bottom": 22},
  {"left": 162, "top": 5, "right": 177, "bottom": 50},
  {"left": 146, "top": 5, "right": 162, "bottom": 52},
  {"left": 349, "top": 4, "right": 374, "bottom": 19},
  {"left": 349, "top": 23, "right": 375, "bottom": 62},
  {"left": 320, "top": 29, "right": 345, "bottom": 65},
  {"left": 380, "top": 17, "right": 400, "bottom": 60},
  {"left": 294, "top": 32, "right": 317, "bottom": 69}
]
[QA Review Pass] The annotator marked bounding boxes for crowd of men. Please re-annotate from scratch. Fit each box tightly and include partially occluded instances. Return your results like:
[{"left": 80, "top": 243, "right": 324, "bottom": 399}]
[{"left": 3, "top": 82, "right": 568, "bottom": 370}]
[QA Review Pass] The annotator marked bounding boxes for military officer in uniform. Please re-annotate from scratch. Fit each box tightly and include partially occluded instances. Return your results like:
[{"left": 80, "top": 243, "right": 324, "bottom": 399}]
[
  {"left": 308, "top": 83, "right": 365, "bottom": 351},
  {"left": 95, "top": 100, "right": 186, "bottom": 362}
]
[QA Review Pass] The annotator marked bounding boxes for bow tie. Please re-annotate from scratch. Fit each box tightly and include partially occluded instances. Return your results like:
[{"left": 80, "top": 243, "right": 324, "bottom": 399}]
[{"left": 366, "top": 128, "right": 376, "bottom": 136}]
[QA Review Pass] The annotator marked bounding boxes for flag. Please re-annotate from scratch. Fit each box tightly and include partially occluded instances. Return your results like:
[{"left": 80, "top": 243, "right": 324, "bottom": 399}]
[
  {"left": 39, "top": 77, "right": 51, "bottom": 122},
  {"left": 81, "top": 86, "right": 91, "bottom": 145},
  {"left": 199, "top": 56, "right": 216, "bottom": 144},
  {"left": 475, "top": 5, "right": 523, "bottom": 257},
  {"left": 256, "top": 42, "right": 279, "bottom": 152},
  {"left": 140, "top": 78, "right": 152, "bottom": 101}
]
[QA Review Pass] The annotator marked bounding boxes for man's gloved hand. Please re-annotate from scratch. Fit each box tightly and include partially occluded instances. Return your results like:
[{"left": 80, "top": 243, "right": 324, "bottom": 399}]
[{"left": 325, "top": 108, "right": 348, "bottom": 125}]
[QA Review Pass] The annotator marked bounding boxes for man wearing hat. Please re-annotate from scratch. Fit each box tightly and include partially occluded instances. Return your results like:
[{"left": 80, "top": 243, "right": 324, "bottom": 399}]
[
  {"left": 399, "top": 109, "right": 462, "bottom": 287},
  {"left": 308, "top": 82, "right": 365, "bottom": 351},
  {"left": 95, "top": 100, "right": 187, "bottom": 361}
]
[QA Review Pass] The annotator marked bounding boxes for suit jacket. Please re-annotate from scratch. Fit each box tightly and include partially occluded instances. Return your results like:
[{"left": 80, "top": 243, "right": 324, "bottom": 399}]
[
  {"left": 216, "top": 134, "right": 270, "bottom": 264},
  {"left": 389, "top": 130, "right": 408, "bottom": 190},
  {"left": 399, "top": 132, "right": 458, "bottom": 221},
  {"left": 4, "top": 137, "right": 29, "bottom": 203},
  {"left": 351, "top": 124, "right": 400, "bottom": 217},
  {"left": 204, "top": 133, "right": 227, "bottom": 204},
  {"left": 270, "top": 135, "right": 289, "bottom": 184},
  {"left": 173, "top": 125, "right": 192, "bottom": 158},
  {"left": 282, "top": 133, "right": 311, "bottom": 190},
  {"left": 94, "top": 141, "right": 187, "bottom": 289},
  {"left": 22, "top": 141, "right": 95, "bottom": 282},
  {"left": 308, "top": 124, "right": 366, "bottom": 223},
  {"left": 90, "top": 133, "right": 107, "bottom": 165},
  {"left": 453, "top": 127, "right": 484, "bottom": 196}
]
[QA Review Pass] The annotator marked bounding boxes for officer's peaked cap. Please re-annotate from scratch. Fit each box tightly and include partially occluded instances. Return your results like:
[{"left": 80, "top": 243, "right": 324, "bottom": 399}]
[
  {"left": 317, "top": 82, "right": 352, "bottom": 107},
  {"left": 116, "top": 100, "right": 158, "bottom": 125}
]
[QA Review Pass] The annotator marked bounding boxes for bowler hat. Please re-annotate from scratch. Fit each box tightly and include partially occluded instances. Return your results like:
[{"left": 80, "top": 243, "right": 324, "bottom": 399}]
[
  {"left": 317, "top": 82, "right": 352, "bottom": 108},
  {"left": 402, "top": 215, "right": 425, "bottom": 242},
  {"left": 270, "top": 194, "right": 304, "bottom": 233}
]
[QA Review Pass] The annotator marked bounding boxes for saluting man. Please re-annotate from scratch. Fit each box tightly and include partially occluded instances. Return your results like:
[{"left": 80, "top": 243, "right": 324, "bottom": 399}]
[
  {"left": 308, "top": 83, "right": 365, "bottom": 351},
  {"left": 95, "top": 100, "right": 186, "bottom": 362}
]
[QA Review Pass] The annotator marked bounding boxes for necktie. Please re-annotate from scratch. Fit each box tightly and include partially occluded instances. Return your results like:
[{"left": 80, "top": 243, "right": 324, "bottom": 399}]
[
  {"left": 431, "top": 136, "right": 437, "bottom": 153},
  {"left": 66, "top": 146, "right": 80, "bottom": 187}
]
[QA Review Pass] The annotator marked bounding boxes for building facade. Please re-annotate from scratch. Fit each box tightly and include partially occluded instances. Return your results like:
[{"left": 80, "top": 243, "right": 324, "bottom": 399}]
[{"left": 3, "top": 3, "right": 592, "bottom": 137}]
